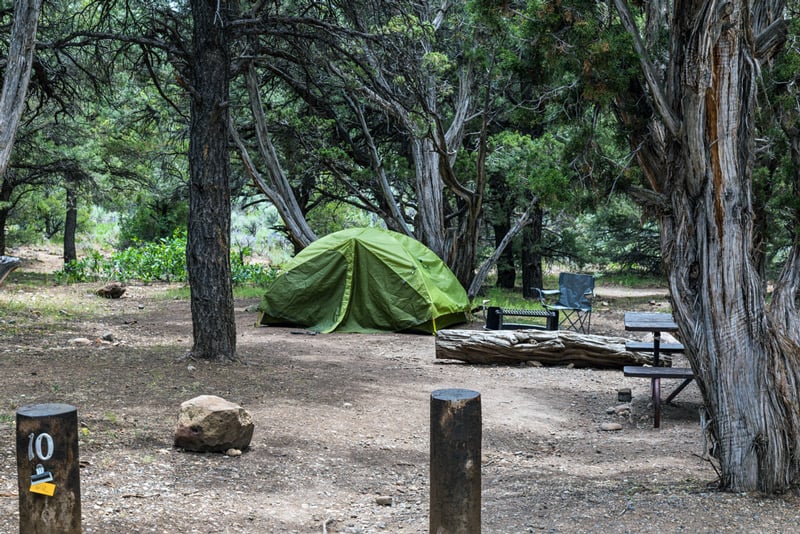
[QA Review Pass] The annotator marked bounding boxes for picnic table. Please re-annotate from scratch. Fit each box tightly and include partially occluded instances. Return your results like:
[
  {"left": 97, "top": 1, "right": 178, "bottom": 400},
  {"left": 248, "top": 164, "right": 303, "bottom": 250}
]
[{"left": 623, "top": 312, "right": 694, "bottom": 428}]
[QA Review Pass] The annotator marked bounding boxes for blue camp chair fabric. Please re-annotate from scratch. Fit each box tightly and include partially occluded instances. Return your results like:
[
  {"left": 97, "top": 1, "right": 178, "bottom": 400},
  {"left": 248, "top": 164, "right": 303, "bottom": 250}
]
[{"left": 532, "top": 273, "right": 594, "bottom": 333}]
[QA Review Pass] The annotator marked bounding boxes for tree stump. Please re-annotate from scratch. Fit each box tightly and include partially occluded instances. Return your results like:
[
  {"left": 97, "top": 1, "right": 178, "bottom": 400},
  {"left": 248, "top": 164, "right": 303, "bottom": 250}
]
[
  {"left": 16, "top": 403, "right": 81, "bottom": 533},
  {"left": 430, "top": 389, "right": 481, "bottom": 534},
  {"left": 96, "top": 282, "right": 126, "bottom": 299}
]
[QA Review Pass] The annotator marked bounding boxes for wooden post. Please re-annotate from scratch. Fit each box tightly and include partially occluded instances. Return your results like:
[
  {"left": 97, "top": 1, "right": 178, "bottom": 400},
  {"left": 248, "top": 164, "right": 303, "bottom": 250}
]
[
  {"left": 430, "top": 388, "right": 481, "bottom": 534},
  {"left": 16, "top": 403, "right": 81, "bottom": 534}
]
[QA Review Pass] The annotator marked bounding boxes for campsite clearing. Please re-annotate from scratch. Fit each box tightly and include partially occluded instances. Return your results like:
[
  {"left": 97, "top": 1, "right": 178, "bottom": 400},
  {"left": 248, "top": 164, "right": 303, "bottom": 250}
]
[{"left": 1, "top": 274, "right": 799, "bottom": 532}]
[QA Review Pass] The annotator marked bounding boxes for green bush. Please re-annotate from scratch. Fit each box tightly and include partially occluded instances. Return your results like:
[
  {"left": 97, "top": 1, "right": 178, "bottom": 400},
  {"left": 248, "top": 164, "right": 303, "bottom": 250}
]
[
  {"left": 54, "top": 231, "right": 276, "bottom": 287},
  {"left": 117, "top": 193, "right": 189, "bottom": 249}
]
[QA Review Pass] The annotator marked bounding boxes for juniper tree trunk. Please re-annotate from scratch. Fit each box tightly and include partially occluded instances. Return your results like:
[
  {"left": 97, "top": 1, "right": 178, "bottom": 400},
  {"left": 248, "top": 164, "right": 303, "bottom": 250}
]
[
  {"left": 494, "top": 221, "right": 516, "bottom": 289},
  {"left": 0, "top": 179, "right": 11, "bottom": 256},
  {"left": 657, "top": 0, "right": 800, "bottom": 492},
  {"left": 0, "top": 0, "right": 43, "bottom": 180},
  {"left": 521, "top": 205, "right": 543, "bottom": 299},
  {"left": 63, "top": 181, "right": 77, "bottom": 266},
  {"left": 186, "top": 0, "right": 236, "bottom": 361}
]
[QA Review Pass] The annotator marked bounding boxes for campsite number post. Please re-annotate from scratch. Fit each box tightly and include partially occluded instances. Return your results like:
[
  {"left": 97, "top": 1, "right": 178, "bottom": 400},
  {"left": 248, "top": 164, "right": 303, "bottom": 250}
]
[
  {"left": 16, "top": 403, "right": 81, "bottom": 533},
  {"left": 430, "top": 388, "right": 481, "bottom": 534}
]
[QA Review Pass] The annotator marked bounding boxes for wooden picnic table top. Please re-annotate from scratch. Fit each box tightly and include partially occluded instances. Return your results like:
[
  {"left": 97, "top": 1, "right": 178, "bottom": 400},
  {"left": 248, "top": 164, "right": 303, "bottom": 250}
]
[{"left": 623, "top": 312, "right": 678, "bottom": 333}]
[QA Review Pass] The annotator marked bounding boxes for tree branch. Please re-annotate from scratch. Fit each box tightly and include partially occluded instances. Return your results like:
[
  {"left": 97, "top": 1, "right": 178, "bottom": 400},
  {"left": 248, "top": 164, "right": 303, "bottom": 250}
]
[
  {"left": 612, "top": 0, "right": 681, "bottom": 137},
  {"left": 467, "top": 195, "right": 540, "bottom": 299}
]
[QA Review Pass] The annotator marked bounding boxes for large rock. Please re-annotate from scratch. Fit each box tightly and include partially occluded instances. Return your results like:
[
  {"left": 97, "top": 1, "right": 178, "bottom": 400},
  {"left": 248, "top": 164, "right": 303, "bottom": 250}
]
[{"left": 174, "top": 395, "right": 254, "bottom": 452}]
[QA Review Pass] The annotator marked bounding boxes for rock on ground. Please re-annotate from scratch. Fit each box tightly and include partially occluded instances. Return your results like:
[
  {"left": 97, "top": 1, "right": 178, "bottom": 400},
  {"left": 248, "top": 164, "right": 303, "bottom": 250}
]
[{"left": 174, "top": 395, "right": 254, "bottom": 452}]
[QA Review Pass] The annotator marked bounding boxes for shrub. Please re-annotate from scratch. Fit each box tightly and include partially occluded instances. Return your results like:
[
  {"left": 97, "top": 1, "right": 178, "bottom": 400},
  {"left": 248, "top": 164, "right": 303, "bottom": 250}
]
[{"left": 54, "top": 231, "right": 276, "bottom": 286}]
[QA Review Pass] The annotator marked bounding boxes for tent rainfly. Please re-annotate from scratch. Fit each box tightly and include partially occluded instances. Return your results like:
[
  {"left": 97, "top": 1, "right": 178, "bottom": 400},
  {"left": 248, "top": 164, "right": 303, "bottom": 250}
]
[{"left": 257, "top": 227, "right": 471, "bottom": 333}]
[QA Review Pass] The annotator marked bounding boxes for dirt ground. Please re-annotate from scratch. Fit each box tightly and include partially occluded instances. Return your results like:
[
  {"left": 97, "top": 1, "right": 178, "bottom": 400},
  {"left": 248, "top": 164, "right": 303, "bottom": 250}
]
[{"left": 1, "top": 248, "right": 800, "bottom": 533}]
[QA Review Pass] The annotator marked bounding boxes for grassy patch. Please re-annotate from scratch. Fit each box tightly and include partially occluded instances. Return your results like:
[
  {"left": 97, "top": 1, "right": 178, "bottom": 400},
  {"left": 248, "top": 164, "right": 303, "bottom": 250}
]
[
  {"left": 155, "top": 285, "right": 264, "bottom": 301},
  {"left": 0, "top": 288, "right": 101, "bottom": 324},
  {"left": 595, "top": 272, "right": 667, "bottom": 288},
  {"left": 0, "top": 412, "right": 13, "bottom": 426}
]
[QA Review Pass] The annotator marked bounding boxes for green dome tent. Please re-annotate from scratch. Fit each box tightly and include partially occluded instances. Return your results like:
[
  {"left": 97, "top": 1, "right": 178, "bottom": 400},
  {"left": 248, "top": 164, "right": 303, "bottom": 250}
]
[{"left": 257, "top": 227, "right": 471, "bottom": 333}]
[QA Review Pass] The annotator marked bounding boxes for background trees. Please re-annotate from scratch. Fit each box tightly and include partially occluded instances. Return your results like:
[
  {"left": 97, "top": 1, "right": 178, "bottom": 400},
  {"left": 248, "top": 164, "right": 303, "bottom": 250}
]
[{"left": 5, "top": 0, "right": 800, "bottom": 492}]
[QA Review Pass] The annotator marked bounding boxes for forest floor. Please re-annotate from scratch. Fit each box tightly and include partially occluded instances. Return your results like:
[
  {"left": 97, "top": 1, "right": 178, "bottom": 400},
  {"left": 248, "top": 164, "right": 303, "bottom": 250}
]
[{"left": 1, "top": 247, "right": 800, "bottom": 533}]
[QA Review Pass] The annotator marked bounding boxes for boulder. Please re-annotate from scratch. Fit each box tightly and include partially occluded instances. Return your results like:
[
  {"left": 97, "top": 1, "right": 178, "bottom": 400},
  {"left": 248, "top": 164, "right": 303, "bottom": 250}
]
[{"left": 174, "top": 395, "right": 254, "bottom": 452}]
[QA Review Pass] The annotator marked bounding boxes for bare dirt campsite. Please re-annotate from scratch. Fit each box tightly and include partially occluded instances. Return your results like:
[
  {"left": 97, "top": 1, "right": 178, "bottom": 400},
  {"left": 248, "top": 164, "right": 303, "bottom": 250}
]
[{"left": 2, "top": 250, "right": 800, "bottom": 533}]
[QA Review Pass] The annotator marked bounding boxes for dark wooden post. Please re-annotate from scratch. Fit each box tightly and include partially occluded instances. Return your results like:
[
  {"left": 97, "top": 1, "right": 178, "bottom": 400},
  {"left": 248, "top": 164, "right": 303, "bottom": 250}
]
[
  {"left": 16, "top": 403, "right": 81, "bottom": 533},
  {"left": 430, "top": 388, "right": 481, "bottom": 534}
]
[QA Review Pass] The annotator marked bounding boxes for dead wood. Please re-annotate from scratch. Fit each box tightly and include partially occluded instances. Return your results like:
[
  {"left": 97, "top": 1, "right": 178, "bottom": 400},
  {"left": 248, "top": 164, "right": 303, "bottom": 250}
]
[
  {"left": 435, "top": 329, "right": 669, "bottom": 368},
  {"left": 96, "top": 282, "right": 126, "bottom": 299},
  {"left": 0, "top": 256, "right": 21, "bottom": 286}
]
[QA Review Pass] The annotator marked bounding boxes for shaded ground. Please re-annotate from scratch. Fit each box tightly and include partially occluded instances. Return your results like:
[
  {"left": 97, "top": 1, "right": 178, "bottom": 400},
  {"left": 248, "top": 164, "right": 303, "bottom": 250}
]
[{"left": 1, "top": 252, "right": 799, "bottom": 533}]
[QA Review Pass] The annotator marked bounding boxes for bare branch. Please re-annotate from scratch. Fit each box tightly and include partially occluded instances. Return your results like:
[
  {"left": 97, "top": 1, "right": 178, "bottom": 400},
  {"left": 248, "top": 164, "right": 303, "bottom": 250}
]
[{"left": 612, "top": 0, "right": 681, "bottom": 137}]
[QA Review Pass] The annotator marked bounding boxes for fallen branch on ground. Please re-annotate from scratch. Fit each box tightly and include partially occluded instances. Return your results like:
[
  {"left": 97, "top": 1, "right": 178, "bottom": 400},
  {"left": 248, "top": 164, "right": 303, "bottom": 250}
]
[{"left": 436, "top": 329, "right": 669, "bottom": 368}]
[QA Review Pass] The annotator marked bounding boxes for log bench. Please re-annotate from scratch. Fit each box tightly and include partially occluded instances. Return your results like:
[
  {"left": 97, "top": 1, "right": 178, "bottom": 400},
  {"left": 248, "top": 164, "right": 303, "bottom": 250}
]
[
  {"left": 484, "top": 306, "right": 558, "bottom": 331},
  {"left": 623, "top": 365, "right": 695, "bottom": 428}
]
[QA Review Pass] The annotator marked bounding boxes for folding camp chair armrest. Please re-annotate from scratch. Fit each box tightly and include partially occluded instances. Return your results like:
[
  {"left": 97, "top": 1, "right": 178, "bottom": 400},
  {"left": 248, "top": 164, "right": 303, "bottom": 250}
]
[{"left": 532, "top": 287, "right": 560, "bottom": 307}]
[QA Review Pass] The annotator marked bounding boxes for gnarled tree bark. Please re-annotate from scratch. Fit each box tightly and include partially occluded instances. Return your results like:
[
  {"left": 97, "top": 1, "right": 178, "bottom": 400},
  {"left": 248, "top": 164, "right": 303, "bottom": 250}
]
[
  {"left": 615, "top": 0, "right": 798, "bottom": 492},
  {"left": 186, "top": 0, "right": 237, "bottom": 361},
  {"left": 436, "top": 329, "right": 660, "bottom": 368},
  {"left": 0, "top": 0, "right": 43, "bottom": 180}
]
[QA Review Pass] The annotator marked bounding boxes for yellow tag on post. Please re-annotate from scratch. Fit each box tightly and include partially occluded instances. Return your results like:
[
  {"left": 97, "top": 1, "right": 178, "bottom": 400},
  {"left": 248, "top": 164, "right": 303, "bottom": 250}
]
[{"left": 30, "top": 482, "right": 56, "bottom": 496}]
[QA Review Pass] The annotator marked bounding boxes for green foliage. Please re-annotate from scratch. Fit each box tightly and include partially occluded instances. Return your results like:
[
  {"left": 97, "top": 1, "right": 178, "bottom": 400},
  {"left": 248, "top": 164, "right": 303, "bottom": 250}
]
[
  {"left": 487, "top": 131, "right": 568, "bottom": 199},
  {"left": 230, "top": 246, "right": 278, "bottom": 287},
  {"left": 53, "top": 231, "right": 277, "bottom": 287},
  {"left": 576, "top": 196, "right": 662, "bottom": 274},
  {"left": 422, "top": 52, "right": 454, "bottom": 75},
  {"left": 305, "top": 202, "right": 377, "bottom": 237},
  {"left": 110, "top": 233, "right": 188, "bottom": 283},
  {"left": 230, "top": 204, "right": 293, "bottom": 264},
  {"left": 117, "top": 193, "right": 189, "bottom": 248}
]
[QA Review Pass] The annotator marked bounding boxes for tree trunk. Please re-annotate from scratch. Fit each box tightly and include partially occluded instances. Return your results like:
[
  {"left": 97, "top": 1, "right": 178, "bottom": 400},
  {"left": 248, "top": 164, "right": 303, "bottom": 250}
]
[
  {"left": 624, "top": 0, "right": 799, "bottom": 492},
  {"left": 63, "top": 181, "right": 77, "bottom": 266},
  {"left": 412, "top": 137, "right": 446, "bottom": 260},
  {"left": 521, "top": 205, "right": 544, "bottom": 299},
  {"left": 493, "top": 222, "right": 515, "bottom": 289},
  {"left": 0, "top": 0, "right": 43, "bottom": 179},
  {"left": 0, "top": 178, "right": 12, "bottom": 256},
  {"left": 467, "top": 196, "right": 539, "bottom": 299},
  {"left": 186, "top": 0, "right": 236, "bottom": 361}
]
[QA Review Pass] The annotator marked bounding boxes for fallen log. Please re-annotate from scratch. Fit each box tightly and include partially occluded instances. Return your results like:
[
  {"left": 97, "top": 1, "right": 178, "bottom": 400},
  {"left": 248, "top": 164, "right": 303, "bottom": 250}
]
[
  {"left": 0, "top": 256, "right": 21, "bottom": 286},
  {"left": 435, "top": 329, "right": 670, "bottom": 369}
]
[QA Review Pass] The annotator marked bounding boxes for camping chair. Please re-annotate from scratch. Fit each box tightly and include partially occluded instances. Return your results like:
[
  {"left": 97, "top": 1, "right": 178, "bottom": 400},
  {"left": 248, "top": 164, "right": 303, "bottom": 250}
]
[{"left": 532, "top": 272, "right": 595, "bottom": 333}]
